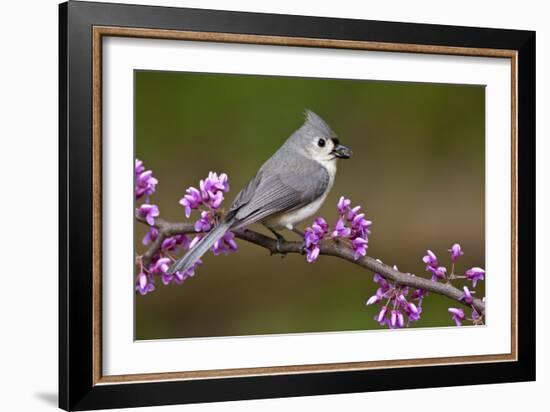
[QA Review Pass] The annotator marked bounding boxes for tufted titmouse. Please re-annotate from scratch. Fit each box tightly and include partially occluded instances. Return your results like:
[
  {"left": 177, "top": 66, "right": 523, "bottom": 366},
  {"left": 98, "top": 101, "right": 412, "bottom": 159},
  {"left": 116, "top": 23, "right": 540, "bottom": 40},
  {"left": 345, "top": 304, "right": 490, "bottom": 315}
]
[{"left": 168, "top": 110, "right": 352, "bottom": 274}]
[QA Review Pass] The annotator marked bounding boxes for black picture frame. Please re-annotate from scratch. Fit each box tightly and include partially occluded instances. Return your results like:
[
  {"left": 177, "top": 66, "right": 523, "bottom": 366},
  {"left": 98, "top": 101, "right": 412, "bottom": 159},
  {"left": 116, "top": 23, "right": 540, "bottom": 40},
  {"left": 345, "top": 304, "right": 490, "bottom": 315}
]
[{"left": 59, "top": 1, "right": 536, "bottom": 410}]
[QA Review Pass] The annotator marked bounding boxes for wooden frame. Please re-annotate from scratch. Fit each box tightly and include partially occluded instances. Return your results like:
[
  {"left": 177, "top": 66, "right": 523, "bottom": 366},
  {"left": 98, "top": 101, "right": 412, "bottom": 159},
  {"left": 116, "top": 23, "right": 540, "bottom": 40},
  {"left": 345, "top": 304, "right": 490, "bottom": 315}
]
[{"left": 60, "top": 1, "right": 535, "bottom": 410}]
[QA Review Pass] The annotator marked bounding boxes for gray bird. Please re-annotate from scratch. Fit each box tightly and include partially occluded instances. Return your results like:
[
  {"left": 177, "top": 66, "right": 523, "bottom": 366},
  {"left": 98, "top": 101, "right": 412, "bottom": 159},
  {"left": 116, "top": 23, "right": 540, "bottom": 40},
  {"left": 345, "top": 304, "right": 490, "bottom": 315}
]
[{"left": 168, "top": 110, "right": 352, "bottom": 275}]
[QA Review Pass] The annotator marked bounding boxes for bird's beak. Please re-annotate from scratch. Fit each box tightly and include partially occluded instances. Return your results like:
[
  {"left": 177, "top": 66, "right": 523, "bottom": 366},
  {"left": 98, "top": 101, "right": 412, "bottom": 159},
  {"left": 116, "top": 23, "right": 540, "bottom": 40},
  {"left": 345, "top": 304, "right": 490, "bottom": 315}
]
[{"left": 331, "top": 144, "right": 353, "bottom": 159}]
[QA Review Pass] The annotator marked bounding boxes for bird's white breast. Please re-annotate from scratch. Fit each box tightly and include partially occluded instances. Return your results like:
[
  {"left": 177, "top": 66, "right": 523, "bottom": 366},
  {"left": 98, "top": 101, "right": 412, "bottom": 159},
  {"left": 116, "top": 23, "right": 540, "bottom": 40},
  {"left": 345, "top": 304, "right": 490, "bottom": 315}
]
[{"left": 265, "top": 159, "right": 337, "bottom": 230}]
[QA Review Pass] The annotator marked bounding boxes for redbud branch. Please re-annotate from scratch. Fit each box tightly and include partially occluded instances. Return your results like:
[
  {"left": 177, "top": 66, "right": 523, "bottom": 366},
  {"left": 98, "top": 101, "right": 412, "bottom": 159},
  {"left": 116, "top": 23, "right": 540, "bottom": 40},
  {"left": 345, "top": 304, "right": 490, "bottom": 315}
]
[{"left": 137, "top": 215, "right": 485, "bottom": 315}]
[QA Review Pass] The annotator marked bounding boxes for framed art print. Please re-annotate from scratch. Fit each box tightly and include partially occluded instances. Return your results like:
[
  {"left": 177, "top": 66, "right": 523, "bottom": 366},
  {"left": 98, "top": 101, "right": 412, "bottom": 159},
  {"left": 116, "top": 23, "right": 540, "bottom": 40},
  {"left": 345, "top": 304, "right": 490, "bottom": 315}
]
[{"left": 59, "top": 1, "right": 535, "bottom": 410}]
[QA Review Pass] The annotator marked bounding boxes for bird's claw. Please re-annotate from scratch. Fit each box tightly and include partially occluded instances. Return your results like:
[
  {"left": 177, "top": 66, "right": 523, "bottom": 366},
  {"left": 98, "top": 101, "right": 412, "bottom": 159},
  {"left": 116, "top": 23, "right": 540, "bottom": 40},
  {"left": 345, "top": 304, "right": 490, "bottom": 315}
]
[
  {"left": 276, "top": 238, "right": 287, "bottom": 257},
  {"left": 266, "top": 227, "right": 288, "bottom": 257}
]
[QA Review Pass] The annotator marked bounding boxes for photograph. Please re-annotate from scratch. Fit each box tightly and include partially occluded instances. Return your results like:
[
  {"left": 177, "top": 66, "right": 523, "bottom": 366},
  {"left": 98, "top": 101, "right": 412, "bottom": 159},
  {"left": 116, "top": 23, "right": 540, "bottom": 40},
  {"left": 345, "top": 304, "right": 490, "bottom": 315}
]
[
  {"left": 55, "top": 1, "right": 536, "bottom": 409},
  {"left": 133, "top": 70, "right": 486, "bottom": 340}
]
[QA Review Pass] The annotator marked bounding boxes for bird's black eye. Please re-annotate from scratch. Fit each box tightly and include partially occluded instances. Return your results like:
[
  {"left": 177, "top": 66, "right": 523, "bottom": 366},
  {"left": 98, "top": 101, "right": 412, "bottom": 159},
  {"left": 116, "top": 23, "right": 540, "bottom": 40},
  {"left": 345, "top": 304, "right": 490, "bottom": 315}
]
[{"left": 317, "top": 139, "right": 326, "bottom": 147}]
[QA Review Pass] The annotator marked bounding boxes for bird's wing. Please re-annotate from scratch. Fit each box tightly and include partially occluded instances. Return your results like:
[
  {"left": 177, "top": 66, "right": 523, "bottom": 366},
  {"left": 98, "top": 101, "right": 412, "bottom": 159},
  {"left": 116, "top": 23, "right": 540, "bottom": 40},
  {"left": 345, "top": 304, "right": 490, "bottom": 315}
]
[
  {"left": 228, "top": 170, "right": 262, "bottom": 215},
  {"left": 229, "top": 163, "right": 329, "bottom": 229}
]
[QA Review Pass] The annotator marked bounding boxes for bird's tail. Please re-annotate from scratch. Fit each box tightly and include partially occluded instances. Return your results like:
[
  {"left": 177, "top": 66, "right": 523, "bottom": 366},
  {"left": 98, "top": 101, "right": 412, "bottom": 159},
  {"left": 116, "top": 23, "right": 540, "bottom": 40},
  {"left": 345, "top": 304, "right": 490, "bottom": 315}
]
[{"left": 168, "top": 220, "right": 232, "bottom": 275}]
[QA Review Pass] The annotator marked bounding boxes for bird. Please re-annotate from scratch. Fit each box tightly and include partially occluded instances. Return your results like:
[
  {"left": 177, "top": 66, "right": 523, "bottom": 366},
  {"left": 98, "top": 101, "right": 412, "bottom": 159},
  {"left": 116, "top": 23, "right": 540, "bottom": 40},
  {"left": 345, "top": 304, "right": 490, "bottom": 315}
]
[{"left": 168, "top": 110, "right": 352, "bottom": 275}]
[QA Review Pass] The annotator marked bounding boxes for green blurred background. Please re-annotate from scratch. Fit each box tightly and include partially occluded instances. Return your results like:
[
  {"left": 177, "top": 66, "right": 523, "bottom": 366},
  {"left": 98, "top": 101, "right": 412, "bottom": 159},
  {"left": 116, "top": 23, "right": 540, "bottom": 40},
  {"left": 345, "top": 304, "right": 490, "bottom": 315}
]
[{"left": 134, "top": 70, "right": 485, "bottom": 340}]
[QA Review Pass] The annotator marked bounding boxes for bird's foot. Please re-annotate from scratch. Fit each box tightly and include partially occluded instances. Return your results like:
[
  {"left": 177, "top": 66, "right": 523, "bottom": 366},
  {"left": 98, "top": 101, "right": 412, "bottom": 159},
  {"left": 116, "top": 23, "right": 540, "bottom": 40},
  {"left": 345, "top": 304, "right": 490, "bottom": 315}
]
[
  {"left": 276, "top": 238, "right": 287, "bottom": 258},
  {"left": 269, "top": 240, "right": 287, "bottom": 257},
  {"left": 267, "top": 227, "right": 287, "bottom": 257}
]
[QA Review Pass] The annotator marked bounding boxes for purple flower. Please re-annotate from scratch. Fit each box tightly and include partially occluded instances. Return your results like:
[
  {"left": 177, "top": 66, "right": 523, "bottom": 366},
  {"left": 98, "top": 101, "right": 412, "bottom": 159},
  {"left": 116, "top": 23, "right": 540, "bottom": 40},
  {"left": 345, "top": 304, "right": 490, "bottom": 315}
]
[
  {"left": 194, "top": 210, "right": 212, "bottom": 233},
  {"left": 184, "top": 259, "right": 202, "bottom": 277},
  {"left": 376, "top": 306, "right": 388, "bottom": 325},
  {"left": 209, "top": 190, "right": 224, "bottom": 209},
  {"left": 331, "top": 217, "right": 351, "bottom": 239},
  {"left": 179, "top": 172, "right": 230, "bottom": 215},
  {"left": 161, "top": 236, "right": 178, "bottom": 251},
  {"left": 312, "top": 217, "right": 329, "bottom": 233},
  {"left": 303, "top": 233, "right": 322, "bottom": 261},
  {"left": 373, "top": 273, "right": 390, "bottom": 290},
  {"left": 404, "top": 302, "right": 421, "bottom": 322},
  {"left": 212, "top": 231, "right": 238, "bottom": 255},
  {"left": 174, "top": 233, "right": 190, "bottom": 249},
  {"left": 161, "top": 271, "right": 177, "bottom": 286},
  {"left": 448, "top": 307, "right": 465, "bottom": 326},
  {"left": 351, "top": 237, "right": 368, "bottom": 260},
  {"left": 305, "top": 217, "right": 329, "bottom": 243},
  {"left": 471, "top": 307, "right": 482, "bottom": 324},
  {"left": 337, "top": 196, "right": 351, "bottom": 215},
  {"left": 179, "top": 187, "right": 202, "bottom": 218},
  {"left": 389, "top": 310, "right": 405, "bottom": 328},
  {"left": 134, "top": 158, "right": 157, "bottom": 200},
  {"left": 303, "top": 229, "right": 316, "bottom": 248},
  {"left": 188, "top": 235, "right": 202, "bottom": 250},
  {"left": 396, "top": 294, "right": 408, "bottom": 306},
  {"left": 397, "top": 311, "right": 405, "bottom": 328},
  {"left": 460, "top": 285, "right": 474, "bottom": 304},
  {"left": 303, "top": 217, "right": 329, "bottom": 263},
  {"left": 347, "top": 205, "right": 362, "bottom": 222},
  {"left": 149, "top": 232, "right": 190, "bottom": 252},
  {"left": 306, "top": 245, "right": 320, "bottom": 263},
  {"left": 465, "top": 267, "right": 485, "bottom": 287},
  {"left": 365, "top": 295, "right": 380, "bottom": 306},
  {"left": 308, "top": 197, "right": 372, "bottom": 263},
  {"left": 199, "top": 172, "right": 230, "bottom": 208},
  {"left": 422, "top": 250, "right": 438, "bottom": 268},
  {"left": 162, "top": 259, "right": 203, "bottom": 285},
  {"left": 365, "top": 287, "right": 385, "bottom": 305},
  {"left": 369, "top": 270, "right": 423, "bottom": 328},
  {"left": 137, "top": 204, "right": 160, "bottom": 226},
  {"left": 142, "top": 227, "right": 159, "bottom": 245},
  {"left": 162, "top": 270, "right": 181, "bottom": 286},
  {"left": 202, "top": 171, "right": 229, "bottom": 194},
  {"left": 135, "top": 159, "right": 145, "bottom": 177},
  {"left": 411, "top": 288, "right": 428, "bottom": 302},
  {"left": 136, "top": 271, "right": 155, "bottom": 295},
  {"left": 351, "top": 213, "right": 372, "bottom": 237},
  {"left": 135, "top": 170, "right": 159, "bottom": 200},
  {"left": 448, "top": 243, "right": 464, "bottom": 262},
  {"left": 427, "top": 265, "right": 447, "bottom": 282},
  {"left": 150, "top": 257, "right": 171, "bottom": 275}
]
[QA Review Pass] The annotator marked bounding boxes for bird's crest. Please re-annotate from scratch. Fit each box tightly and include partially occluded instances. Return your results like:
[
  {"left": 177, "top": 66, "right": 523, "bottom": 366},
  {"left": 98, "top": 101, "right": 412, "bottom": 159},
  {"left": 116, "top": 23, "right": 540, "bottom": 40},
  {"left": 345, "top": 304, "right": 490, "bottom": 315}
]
[{"left": 302, "top": 109, "right": 336, "bottom": 138}]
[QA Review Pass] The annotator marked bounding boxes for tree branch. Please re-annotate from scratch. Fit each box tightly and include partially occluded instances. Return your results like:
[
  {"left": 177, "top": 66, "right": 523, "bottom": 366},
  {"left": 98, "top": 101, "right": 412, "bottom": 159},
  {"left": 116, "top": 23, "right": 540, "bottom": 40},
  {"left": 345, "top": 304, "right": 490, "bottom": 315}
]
[{"left": 137, "top": 215, "right": 485, "bottom": 315}]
